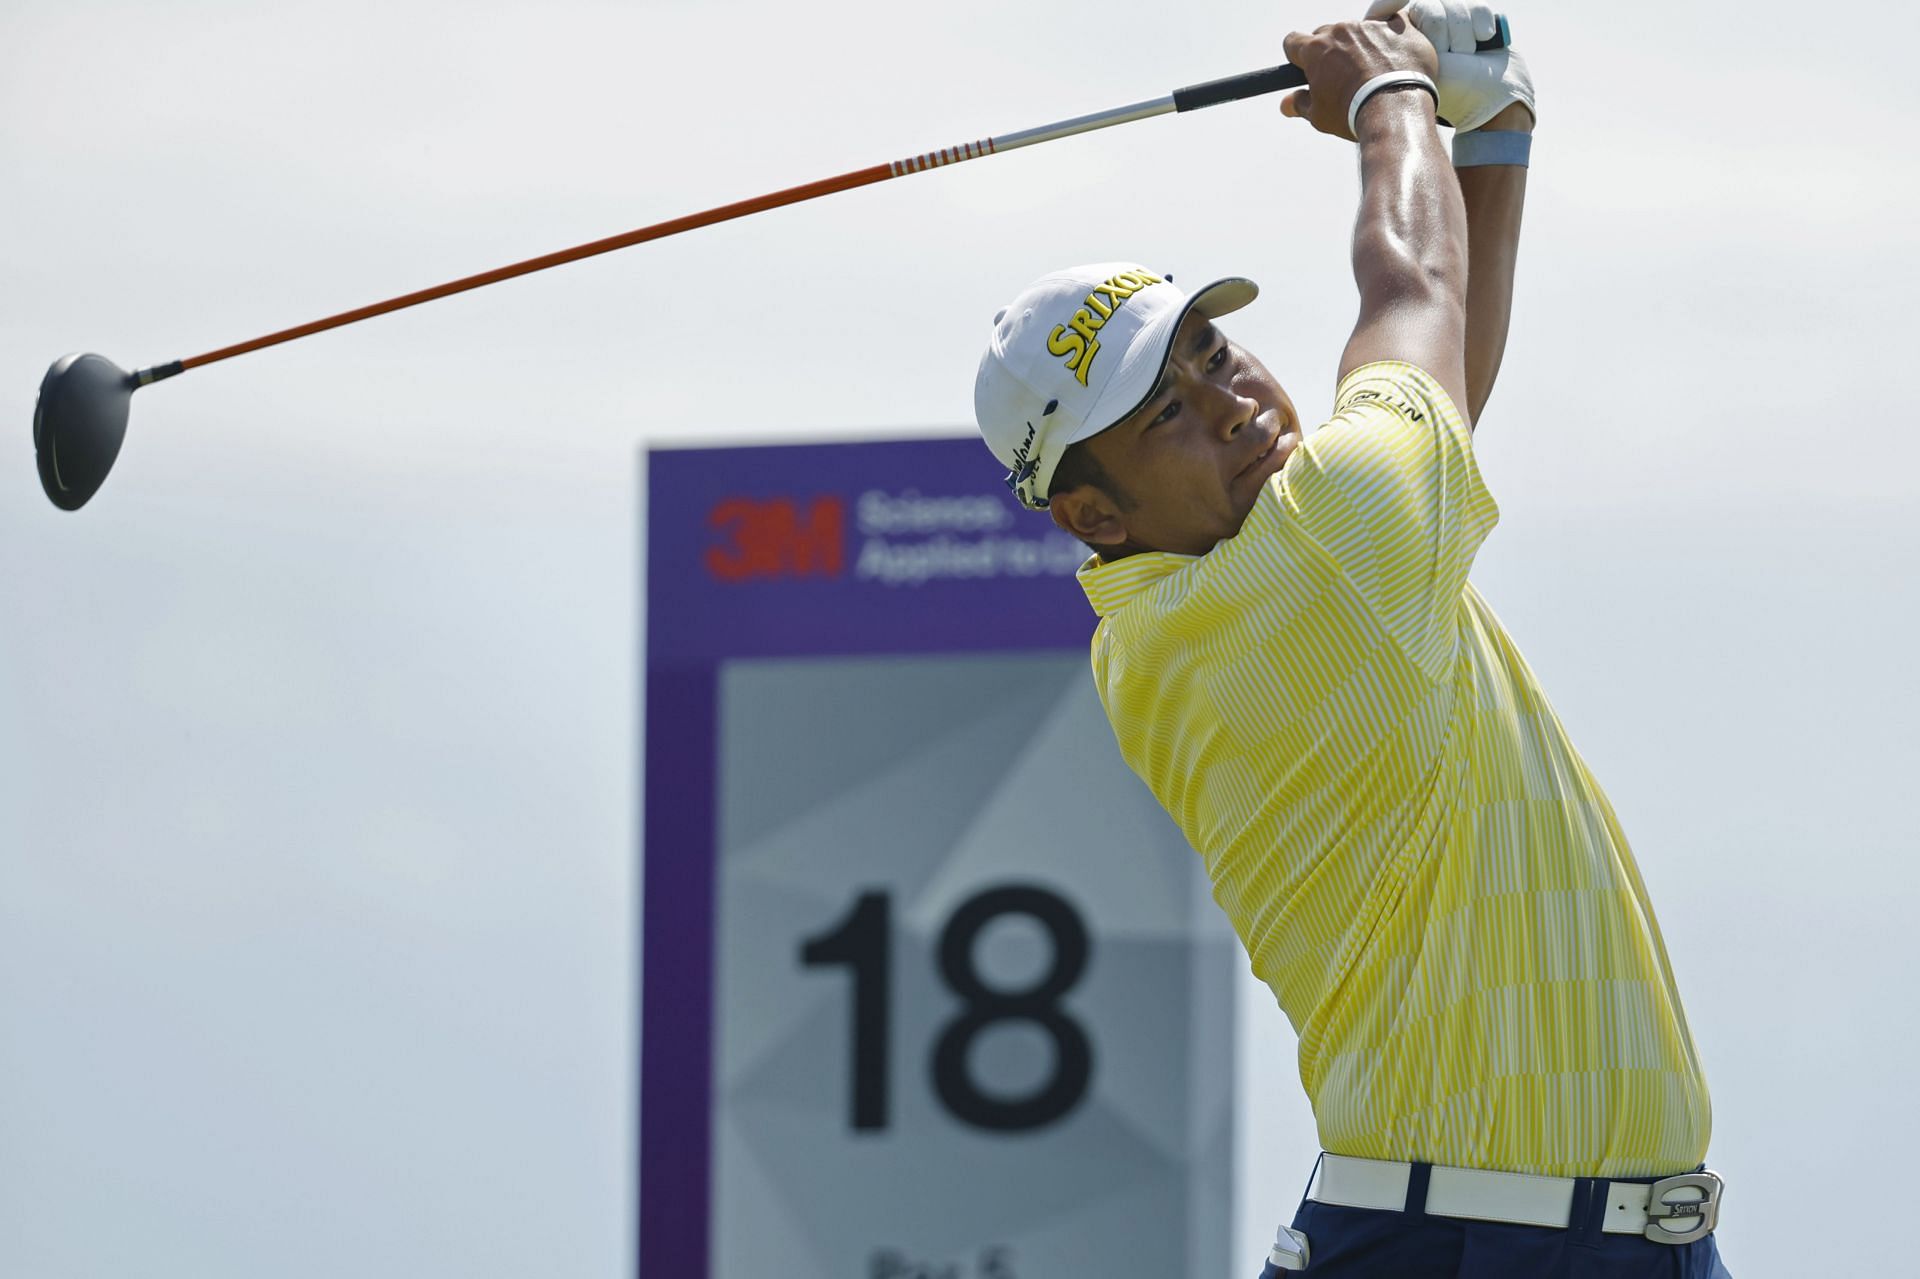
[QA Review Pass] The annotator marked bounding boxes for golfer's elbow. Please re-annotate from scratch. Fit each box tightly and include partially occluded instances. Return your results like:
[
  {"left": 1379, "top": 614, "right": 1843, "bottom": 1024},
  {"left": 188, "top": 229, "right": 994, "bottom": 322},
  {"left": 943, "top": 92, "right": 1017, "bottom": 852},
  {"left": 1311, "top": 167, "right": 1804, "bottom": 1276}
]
[
  {"left": 1344, "top": 226, "right": 1471, "bottom": 410},
  {"left": 1352, "top": 140, "right": 1468, "bottom": 312},
  {"left": 1353, "top": 228, "right": 1467, "bottom": 336}
]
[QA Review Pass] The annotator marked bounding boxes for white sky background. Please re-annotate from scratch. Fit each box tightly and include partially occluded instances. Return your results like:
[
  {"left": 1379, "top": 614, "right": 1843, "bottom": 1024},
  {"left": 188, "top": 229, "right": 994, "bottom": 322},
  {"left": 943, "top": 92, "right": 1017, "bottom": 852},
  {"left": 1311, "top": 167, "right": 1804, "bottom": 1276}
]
[{"left": 3, "top": 0, "right": 1917, "bottom": 1275}]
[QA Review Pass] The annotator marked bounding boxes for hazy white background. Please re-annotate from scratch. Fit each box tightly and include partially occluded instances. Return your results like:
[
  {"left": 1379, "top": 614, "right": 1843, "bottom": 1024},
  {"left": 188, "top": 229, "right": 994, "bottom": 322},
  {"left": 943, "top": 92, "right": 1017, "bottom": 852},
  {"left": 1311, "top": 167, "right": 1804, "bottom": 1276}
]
[{"left": 4, "top": 0, "right": 1916, "bottom": 1275}]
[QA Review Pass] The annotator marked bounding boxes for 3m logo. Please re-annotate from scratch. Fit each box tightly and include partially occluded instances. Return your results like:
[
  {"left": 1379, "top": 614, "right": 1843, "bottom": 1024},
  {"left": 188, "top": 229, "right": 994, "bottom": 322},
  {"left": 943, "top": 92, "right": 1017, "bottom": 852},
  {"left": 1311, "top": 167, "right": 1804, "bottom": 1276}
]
[{"left": 705, "top": 495, "right": 846, "bottom": 581}]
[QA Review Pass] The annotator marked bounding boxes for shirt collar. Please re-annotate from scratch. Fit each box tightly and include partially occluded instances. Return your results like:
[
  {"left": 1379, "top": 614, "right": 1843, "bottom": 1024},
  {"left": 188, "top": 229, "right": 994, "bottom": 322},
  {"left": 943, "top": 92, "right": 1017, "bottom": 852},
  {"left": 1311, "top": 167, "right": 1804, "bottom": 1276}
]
[{"left": 1076, "top": 548, "right": 1200, "bottom": 618}]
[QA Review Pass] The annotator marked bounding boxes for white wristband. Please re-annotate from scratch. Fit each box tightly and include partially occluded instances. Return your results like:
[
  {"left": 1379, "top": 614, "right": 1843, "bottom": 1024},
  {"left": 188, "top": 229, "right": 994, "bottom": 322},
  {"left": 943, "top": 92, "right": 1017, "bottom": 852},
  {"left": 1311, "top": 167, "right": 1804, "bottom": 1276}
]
[{"left": 1346, "top": 71, "right": 1440, "bottom": 135}]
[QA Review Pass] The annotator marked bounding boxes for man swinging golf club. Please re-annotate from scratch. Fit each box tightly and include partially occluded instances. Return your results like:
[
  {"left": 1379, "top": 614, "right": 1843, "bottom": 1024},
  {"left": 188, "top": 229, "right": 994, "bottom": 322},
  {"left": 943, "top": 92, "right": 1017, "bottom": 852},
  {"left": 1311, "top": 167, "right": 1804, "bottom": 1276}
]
[{"left": 973, "top": 4, "right": 1730, "bottom": 1276}]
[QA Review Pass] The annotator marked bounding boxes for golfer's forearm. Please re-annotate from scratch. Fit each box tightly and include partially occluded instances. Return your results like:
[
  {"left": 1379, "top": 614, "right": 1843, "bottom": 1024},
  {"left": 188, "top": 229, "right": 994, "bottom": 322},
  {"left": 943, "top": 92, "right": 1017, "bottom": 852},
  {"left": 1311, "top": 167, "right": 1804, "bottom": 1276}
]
[
  {"left": 1457, "top": 102, "right": 1533, "bottom": 425},
  {"left": 1342, "top": 91, "right": 1470, "bottom": 413}
]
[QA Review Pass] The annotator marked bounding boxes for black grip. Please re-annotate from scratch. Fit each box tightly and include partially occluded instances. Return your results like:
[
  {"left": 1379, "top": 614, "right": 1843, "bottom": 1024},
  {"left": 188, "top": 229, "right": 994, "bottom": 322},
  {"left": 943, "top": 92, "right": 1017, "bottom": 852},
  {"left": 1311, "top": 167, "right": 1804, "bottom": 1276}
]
[
  {"left": 1171, "top": 13, "right": 1510, "bottom": 113},
  {"left": 1172, "top": 64, "right": 1306, "bottom": 113}
]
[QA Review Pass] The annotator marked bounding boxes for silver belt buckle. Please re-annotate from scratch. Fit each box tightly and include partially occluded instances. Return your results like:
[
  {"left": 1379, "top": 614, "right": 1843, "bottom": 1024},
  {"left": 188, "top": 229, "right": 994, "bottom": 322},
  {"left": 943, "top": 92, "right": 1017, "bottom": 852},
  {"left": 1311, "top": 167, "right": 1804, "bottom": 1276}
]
[{"left": 1643, "top": 1170, "right": 1723, "bottom": 1244}]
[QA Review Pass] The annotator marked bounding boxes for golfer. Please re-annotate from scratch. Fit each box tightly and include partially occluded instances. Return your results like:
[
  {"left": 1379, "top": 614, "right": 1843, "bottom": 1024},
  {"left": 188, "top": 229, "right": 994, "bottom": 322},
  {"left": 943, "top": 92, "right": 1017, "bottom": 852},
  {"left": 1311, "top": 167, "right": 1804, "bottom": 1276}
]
[{"left": 973, "top": 4, "right": 1727, "bottom": 1276}]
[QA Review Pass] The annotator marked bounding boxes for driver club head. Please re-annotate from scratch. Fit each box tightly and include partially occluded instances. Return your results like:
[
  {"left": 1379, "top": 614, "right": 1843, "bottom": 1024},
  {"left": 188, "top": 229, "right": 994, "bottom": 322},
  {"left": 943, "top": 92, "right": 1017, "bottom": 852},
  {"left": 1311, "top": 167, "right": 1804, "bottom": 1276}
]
[{"left": 35, "top": 353, "right": 135, "bottom": 511}]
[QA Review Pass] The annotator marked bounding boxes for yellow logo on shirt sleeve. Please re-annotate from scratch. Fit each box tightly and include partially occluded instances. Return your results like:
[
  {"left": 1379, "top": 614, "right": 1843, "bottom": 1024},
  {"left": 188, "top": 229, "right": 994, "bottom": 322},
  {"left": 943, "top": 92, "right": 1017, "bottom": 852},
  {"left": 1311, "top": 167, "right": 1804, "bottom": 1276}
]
[{"left": 1046, "top": 270, "right": 1163, "bottom": 386}]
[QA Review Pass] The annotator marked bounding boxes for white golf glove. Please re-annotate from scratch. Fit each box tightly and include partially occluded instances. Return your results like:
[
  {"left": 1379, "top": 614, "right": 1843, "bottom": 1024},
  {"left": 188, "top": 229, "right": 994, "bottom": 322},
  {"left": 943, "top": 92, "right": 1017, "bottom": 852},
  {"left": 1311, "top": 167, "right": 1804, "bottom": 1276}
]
[{"left": 1364, "top": 0, "right": 1535, "bottom": 132}]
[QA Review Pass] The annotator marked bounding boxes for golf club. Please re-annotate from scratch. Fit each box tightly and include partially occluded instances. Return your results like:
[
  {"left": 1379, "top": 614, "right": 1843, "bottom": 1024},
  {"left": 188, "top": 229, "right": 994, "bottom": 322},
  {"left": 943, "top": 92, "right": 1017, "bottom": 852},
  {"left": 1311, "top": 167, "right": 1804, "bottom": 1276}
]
[{"left": 33, "top": 17, "right": 1508, "bottom": 511}]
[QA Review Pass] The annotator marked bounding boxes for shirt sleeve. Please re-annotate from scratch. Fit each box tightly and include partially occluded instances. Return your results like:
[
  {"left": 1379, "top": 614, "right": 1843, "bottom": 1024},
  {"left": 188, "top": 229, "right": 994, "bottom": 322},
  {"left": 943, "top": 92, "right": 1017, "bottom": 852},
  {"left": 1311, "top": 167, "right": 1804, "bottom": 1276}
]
[{"left": 1279, "top": 361, "right": 1499, "bottom": 678}]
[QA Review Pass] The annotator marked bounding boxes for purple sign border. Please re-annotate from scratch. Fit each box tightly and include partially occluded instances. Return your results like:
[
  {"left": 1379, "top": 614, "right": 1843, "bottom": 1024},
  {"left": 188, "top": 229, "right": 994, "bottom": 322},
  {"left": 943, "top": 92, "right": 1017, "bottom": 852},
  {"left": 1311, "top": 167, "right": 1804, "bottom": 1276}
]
[
  {"left": 638, "top": 437, "right": 1096, "bottom": 1277},
  {"left": 638, "top": 665, "right": 719, "bottom": 1278}
]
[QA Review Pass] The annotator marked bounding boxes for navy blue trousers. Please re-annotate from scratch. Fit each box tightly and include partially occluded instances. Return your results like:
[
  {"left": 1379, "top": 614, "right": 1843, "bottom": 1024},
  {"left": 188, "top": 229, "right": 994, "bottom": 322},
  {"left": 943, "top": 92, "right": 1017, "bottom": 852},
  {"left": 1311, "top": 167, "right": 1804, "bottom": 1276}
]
[{"left": 1260, "top": 1168, "right": 1732, "bottom": 1279}]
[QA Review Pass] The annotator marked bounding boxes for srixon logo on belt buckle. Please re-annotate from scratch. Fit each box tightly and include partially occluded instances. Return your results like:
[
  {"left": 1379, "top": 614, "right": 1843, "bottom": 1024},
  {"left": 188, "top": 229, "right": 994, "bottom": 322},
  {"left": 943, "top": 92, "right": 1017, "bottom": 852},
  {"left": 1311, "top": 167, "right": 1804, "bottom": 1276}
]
[{"left": 1643, "top": 1171, "right": 1723, "bottom": 1244}]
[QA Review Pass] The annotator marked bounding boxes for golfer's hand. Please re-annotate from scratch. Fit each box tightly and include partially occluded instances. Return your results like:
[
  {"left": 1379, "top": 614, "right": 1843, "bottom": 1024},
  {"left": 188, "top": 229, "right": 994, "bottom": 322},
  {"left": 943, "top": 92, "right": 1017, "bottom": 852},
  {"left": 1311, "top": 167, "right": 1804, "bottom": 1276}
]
[
  {"left": 1365, "top": 0, "right": 1535, "bottom": 131},
  {"left": 1281, "top": 17, "right": 1439, "bottom": 140}
]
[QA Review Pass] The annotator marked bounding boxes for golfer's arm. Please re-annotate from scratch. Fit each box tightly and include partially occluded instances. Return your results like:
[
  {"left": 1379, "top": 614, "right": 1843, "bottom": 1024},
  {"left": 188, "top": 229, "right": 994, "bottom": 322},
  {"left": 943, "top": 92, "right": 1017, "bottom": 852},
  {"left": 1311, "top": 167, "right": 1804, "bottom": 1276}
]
[
  {"left": 1339, "top": 91, "right": 1471, "bottom": 420},
  {"left": 1456, "top": 102, "right": 1533, "bottom": 425}
]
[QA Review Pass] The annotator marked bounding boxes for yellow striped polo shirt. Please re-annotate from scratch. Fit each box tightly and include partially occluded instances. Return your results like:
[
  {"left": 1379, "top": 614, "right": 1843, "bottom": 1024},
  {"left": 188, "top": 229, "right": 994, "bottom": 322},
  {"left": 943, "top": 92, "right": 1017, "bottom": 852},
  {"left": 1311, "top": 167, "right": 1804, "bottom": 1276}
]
[{"left": 1080, "top": 362, "right": 1711, "bottom": 1177}]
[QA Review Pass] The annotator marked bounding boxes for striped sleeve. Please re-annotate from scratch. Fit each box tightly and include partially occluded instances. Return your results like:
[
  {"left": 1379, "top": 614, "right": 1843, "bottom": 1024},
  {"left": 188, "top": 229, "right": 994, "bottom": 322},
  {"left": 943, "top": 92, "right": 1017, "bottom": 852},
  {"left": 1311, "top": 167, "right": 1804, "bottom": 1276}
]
[{"left": 1281, "top": 361, "right": 1499, "bottom": 679}]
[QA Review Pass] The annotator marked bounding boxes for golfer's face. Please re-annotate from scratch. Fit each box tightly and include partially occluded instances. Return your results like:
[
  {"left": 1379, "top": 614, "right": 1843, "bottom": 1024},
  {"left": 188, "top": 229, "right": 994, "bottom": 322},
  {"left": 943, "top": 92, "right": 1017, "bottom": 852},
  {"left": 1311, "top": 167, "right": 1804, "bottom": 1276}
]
[{"left": 1083, "top": 311, "right": 1299, "bottom": 557}]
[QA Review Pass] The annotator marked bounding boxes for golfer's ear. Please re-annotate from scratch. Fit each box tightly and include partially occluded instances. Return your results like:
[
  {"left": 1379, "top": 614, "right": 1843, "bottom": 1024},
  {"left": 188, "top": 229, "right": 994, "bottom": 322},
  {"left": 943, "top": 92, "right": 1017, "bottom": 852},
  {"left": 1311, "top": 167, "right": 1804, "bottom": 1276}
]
[{"left": 1049, "top": 486, "right": 1128, "bottom": 546}]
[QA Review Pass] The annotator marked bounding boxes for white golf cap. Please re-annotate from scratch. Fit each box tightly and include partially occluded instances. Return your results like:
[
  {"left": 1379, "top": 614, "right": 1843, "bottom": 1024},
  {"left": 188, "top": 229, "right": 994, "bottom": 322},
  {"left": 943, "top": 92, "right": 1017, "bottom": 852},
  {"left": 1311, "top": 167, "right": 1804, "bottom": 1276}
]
[{"left": 974, "top": 262, "right": 1258, "bottom": 511}]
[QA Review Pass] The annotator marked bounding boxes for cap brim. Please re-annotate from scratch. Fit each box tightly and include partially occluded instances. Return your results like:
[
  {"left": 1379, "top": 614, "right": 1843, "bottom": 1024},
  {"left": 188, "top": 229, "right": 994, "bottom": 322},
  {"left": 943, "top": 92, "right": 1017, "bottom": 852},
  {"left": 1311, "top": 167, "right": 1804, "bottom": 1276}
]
[{"left": 1068, "top": 276, "right": 1260, "bottom": 451}]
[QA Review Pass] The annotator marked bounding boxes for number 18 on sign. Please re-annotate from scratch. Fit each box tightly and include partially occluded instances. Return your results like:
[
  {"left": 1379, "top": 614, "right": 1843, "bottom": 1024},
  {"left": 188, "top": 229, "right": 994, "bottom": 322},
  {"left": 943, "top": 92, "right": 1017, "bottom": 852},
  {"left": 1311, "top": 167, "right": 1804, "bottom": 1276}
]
[
  {"left": 641, "top": 439, "right": 1238, "bottom": 1279},
  {"left": 802, "top": 885, "right": 1093, "bottom": 1135}
]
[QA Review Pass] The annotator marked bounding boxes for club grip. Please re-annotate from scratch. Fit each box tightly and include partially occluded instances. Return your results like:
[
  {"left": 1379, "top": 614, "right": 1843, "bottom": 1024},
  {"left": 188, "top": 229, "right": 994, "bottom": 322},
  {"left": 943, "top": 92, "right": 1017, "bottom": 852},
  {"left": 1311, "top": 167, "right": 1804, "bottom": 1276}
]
[
  {"left": 1170, "top": 14, "right": 1510, "bottom": 112},
  {"left": 1172, "top": 64, "right": 1307, "bottom": 112}
]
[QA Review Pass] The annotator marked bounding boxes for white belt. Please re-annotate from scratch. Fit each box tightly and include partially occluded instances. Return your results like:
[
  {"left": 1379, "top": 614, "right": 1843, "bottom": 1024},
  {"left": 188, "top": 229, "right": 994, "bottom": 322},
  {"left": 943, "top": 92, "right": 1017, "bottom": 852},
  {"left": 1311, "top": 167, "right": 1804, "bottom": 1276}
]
[{"left": 1311, "top": 1154, "right": 1724, "bottom": 1245}]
